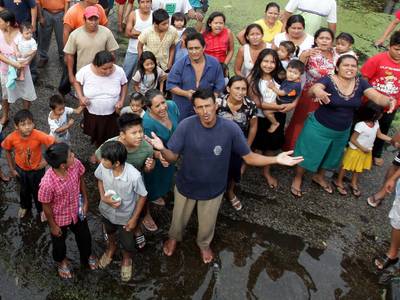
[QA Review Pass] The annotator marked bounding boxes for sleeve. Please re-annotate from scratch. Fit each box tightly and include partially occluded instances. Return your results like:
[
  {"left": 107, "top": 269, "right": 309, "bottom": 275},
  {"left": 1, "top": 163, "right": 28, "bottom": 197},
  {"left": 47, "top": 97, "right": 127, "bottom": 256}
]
[
  {"left": 75, "top": 67, "right": 85, "bottom": 85},
  {"left": 231, "top": 123, "right": 251, "bottom": 156},
  {"left": 98, "top": 5, "right": 108, "bottom": 26},
  {"left": 31, "top": 39, "right": 38, "bottom": 51},
  {"left": 28, "top": 0, "right": 37, "bottom": 8},
  {"left": 213, "top": 62, "right": 226, "bottom": 93},
  {"left": 38, "top": 131, "right": 56, "bottom": 147},
  {"left": 166, "top": 121, "right": 186, "bottom": 155},
  {"left": 63, "top": 32, "right": 77, "bottom": 55},
  {"left": 119, "top": 67, "right": 128, "bottom": 85},
  {"left": 326, "top": 1, "right": 337, "bottom": 23},
  {"left": 75, "top": 159, "right": 85, "bottom": 177},
  {"left": 65, "top": 107, "right": 74, "bottom": 115},
  {"left": 106, "top": 30, "right": 119, "bottom": 52},
  {"left": 284, "top": 0, "right": 299, "bottom": 13},
  {"left": 63, "top": 9, "right": 75, "bottom": 28},
  {"left": 396, "top": 10, "right": 400, "bottom": 20},
  {"left": 360, "top": 56, "right": 379, "bottom": 80},
  {"left": 1, "top": 134, "right": 13, "bottom": 151},
  {"left": 353, "top": 122, "right": 364, "bottom": 134},
  {"left": 94, "top": 164, "right": 104, "bottom": 180},
  {"left": 249, "top": 100, "right": 257, "bottom": 118},
  {"left": 132, "top": 70, "right": 141, "bottom": 83},
  {"left": 157, "top": 67, "right": 166, "bottom": 81},
  {"left": 316, "top": 75, "right": 332, "bottom": 88},
  {"left": 166, "top": 60, "right": 183, "bottom": 90},
  {"left": 48, "top": 118, "right": 59, "bottom": 134},
  {"left": 359, "top": 77, "right": 372, "bottom": 92},
  {"left": 38, "top": 177, "right": 54, "bottom": 204},
  {"left": 133, "top": 174, "right": 148, "bottom": 197},
  {"left": 138, "top": 29, "right": 149, "bottom": 44}
]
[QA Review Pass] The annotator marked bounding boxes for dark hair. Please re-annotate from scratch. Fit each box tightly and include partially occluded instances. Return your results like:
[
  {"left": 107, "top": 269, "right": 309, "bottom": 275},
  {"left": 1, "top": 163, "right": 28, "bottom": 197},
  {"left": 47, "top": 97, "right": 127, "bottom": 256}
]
[
  {"left": 244, "top": 23, "right": 264, "bottom": 44},
  {"left": 334, "top": 54, "right": 358, "bottom": 74},
  {"left": 129, "top": 92, "right": 145, "bottom": 104},
  {"left": 249, "top": 49, "right": 283, "bottom": 98},
  {"left": 265, "top": 2, "right": 280, "bottom": 12},
  {"left": 137, "top": 51, "right": 158, "bottom": 85},
  {"left": 313, "top": 27, "right": 334, "bottom": 48},
  {"left": 192, "top": 88, "right": 215, "bottom": 106},
  {"left": 171, "top": 12, "right": 187, "bottom": 27},
  {"left": 287, "top": 59, "right": 305, "bottom": 74},
  {"left": 144, "top": 89, "right": 164, "bottom": 108},
  {"left": 153, "top": 9, "right": 169, "bottom": 25},
  {"left": 49, "top": 94, "right": 65, "bottom": 110},
  {"left": 100, "top": 141, "right": 127, "bottom": 165},
  {"left": 20, "top": 21, "right": 33, "bottom": 33},
  {"left": 118, "top": 113, "right": 143, "bottom": 132},
  {"left": 44, "top": 143, "right": 69, "bottom": 168},
  {"left": 227, "top": 75, "right": 248, "bottom": 88},
  {"left": 0, "top": 10, "right": 17, "bottom": 27},
  {"left": 285, "top": 15, "right": 305, "bottom": 33},
  {"left": 181, "top": 27, "right": 197, "bottom": 45},
  {"left": 279, "top": 40, "right": 296, "bottom": 56},
  {"left": 14, "top": 109, "right": 33, "bottom": 125},
  {"left": 206, "top": 11, "right": 226, "bottom": 32},
  {"left": 390, "top": 30, "right": 400, "bottom": 46},
  {"left": 336, "top": 32, "right": 355, "bottom": 45},
  {"left": 92, "top": 50, "right": 114, "bottom": 66},
  {"left": 186, "top": 32, "right": 206, "bottom": 47},
  {"left": 356, "top": 101, "right": 384, "bottom": 123}
]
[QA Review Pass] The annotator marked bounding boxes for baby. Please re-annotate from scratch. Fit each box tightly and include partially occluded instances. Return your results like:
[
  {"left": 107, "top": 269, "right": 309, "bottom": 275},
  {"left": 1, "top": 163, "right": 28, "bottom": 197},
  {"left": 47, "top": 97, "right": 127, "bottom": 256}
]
[
  {"left": 15, "top": 22, "right": 37, "bottom": 81},
  {"left": 334, "top": 32, "right": 358, "bottom": 64},
  {"left": 277, "top": 41, "right": 296, "bottom": 70}
]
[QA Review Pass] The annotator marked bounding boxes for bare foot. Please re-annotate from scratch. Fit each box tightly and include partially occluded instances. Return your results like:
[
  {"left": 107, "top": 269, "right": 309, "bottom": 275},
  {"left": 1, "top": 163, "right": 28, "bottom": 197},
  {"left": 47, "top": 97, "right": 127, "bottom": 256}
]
[
  {"left": 267, "top": 122, "right": 280, "bottom": 133},
  {"left": 374, "top": 157, "right": 384, "bottom": 166},
  {"left": 163, "top": 239, "right": 177, "bottom": 256},
  {"left": 264, "top": 173, "right": 278, "bottom": 189},
  {"left": 200, "top": 247, "right": 214, "bottom": 264}
]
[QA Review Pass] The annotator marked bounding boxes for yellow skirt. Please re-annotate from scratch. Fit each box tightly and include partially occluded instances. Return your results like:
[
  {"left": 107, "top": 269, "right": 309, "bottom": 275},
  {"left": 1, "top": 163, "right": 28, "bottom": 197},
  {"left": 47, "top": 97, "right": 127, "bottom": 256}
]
[{"left": 342, "top": 147, "right": 372, "bottom": 172}]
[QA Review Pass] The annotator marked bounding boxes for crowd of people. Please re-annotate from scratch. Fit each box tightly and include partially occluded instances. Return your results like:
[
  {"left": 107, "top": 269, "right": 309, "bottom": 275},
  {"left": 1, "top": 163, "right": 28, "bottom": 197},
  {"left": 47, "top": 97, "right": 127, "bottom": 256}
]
[{"left": 1, "top": 0, "right": 400, "bottom": 282}]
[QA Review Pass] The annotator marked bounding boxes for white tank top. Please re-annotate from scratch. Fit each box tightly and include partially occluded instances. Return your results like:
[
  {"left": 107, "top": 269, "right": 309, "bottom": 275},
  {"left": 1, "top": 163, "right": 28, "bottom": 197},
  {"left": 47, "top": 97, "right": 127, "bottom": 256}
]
[
  {"left": 241, "top": 43, "right": 267, "bottom": 78},
  {"left": 127, "top": 9, "right": 153, "bottom": 54}
]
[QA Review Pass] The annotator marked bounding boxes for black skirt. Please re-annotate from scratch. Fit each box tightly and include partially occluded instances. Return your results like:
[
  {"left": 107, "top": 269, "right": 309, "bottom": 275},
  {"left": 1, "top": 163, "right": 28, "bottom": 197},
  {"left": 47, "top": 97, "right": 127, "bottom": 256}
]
[
  {"left": 83, "top": 109, "right": 119, "bottom": 147},
  {"left": 252, "top": 112, "right": 286, "bottom": 152}
]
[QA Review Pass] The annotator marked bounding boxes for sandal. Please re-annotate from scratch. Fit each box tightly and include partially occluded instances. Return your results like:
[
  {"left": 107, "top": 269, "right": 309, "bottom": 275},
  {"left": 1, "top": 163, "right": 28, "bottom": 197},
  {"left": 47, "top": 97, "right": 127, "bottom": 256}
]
[
  {"left": 290, "top": 186, "right": 302, "bottom": 198},
  {"left": 88, "top": 255, "right": 98, "bottom": 270},
  {"left": 367, "top": 195, "right": 383, "bottom": 208},
  {"left": 98, "top": 253, "right": 112, "bottom": 269},
  {"left": 135, "top": 234, "right": 146, "bottom": 249},
  {"left": 57, "top": 263, "right": 72, "bottom": 279},
  {"left": 228, "top": 196, "right": 243, "bottom": 211},
  {"left": 121, "top": 261, "right": 132, "bottom": 282},
  {"left": 375, "top": 254, "right": 399, "bottom": 270},
  {"left": 152, "top": 198, "right": 165, "bottom": 206},
  {"left": 332, "top": 181, "right": 347, "bottom": 196},
  {"left": 142, "top": 217, "right": 158, "bottom": 232},
  {"left": 349, "top": 185, "right": 361, "bottom": 197},
  {"left": 312, "top": 179, "right": 333, "bottom": 194}
]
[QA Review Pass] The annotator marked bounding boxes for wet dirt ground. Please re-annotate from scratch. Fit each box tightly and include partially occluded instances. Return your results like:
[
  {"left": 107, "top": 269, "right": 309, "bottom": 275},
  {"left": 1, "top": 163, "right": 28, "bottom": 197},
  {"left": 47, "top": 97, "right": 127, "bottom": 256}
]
[{"left": 0, "top": 9, "right": 399, "bottom": 300}]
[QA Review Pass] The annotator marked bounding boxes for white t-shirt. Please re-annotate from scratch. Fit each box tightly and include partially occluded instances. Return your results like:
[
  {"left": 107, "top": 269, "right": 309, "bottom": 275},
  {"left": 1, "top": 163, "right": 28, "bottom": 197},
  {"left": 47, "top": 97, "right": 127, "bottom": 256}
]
[
  {"left": 48, "top": 107, "right": 74, "bottom": 143},
  {"left": 349, "top": 121, "right": 380, "bottom": 150},
  {"left": 285, "top": 0, "right": 337, "bottom": 35},
  {"left": 15, "top": 36, "right": 37, "bottom": 59},
  {"left": 120, "top": 106, "right": 146, "bottom": 117},
  {"left": 273, "top": 32, "right": 314, "bottom": 58},
  {"left": 75, "top": 64, "right": 128, "bottom": 115},
  {"left": 256, "top": 79, "right": 280, "bottom": 117},
  {"left": 132, "top": 66, "right": 166, "bottom": 95},
  {"left": 152, "top": 0, "right": 192, "bottom": 16}
]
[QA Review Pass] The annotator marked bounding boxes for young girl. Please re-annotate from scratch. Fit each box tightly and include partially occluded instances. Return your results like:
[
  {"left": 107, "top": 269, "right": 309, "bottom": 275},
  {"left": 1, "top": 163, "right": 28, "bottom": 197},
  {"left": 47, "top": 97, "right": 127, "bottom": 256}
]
[
  {"left": 202, "top": 12, "right": 235, "bottom": 65},
  {"left": 333, "top": 101, "right": 392, "bottom": 197},
  {"left": 277, "top": 40, "right": 296, "bottom": 70},
  {"left": 171, "top": 12, "right": 186, "bottom": 40},
  {"left": 234, "top": 23, "right": 267, "bottom": 78},
  {"left": 132, "top": 51, "right": 167, "bottom": 95}
]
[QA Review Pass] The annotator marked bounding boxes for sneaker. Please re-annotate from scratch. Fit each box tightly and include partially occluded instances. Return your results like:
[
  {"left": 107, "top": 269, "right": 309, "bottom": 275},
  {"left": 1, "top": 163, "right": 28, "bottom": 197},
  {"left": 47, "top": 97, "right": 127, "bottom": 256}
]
[{"left": 18, "top": 208, "right": 27, "bottom": 218}]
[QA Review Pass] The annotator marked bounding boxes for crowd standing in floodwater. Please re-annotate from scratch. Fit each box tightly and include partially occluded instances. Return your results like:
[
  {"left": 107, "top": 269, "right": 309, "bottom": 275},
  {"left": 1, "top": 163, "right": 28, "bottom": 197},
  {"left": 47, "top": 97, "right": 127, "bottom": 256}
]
[{"left": 1, "top": 0, "right": 400, "bottom": 282}]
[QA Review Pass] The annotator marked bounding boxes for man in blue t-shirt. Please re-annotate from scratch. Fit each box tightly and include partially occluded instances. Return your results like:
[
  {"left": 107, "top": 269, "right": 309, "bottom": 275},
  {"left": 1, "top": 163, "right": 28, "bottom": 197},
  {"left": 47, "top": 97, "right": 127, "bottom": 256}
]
[{"left": 145, "top": 88, "right": 303, "bottom": 264}]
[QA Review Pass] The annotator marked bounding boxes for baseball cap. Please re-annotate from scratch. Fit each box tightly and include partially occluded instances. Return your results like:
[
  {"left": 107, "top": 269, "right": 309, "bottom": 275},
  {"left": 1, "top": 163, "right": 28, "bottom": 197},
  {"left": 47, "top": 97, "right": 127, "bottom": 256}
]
[{"left": 84, "top": 6, "right": 100, "bottom": 19}]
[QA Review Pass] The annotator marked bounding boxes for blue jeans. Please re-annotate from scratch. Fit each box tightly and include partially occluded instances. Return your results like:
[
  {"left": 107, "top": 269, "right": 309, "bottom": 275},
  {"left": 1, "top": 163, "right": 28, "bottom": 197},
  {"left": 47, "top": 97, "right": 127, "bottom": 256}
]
[
  {"left": 122, "top": 51, "right": 138, "bottom": 82},
  {"left": 38, "top": 10, "right": 64, "bottom": 60}
]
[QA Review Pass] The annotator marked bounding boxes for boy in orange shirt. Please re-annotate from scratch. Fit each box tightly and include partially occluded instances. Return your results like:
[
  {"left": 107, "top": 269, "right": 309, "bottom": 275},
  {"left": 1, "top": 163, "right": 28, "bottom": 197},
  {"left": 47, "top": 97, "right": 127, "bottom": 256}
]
[{"left": 1, "top": 109, "right": 55, "bottom": 221}]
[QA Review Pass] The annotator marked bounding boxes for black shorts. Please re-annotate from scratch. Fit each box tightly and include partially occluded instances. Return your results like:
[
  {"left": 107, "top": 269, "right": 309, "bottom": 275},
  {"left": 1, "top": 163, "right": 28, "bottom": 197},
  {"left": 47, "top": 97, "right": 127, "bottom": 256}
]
[
  {"left": 393, "top": 151, "right": 400, "bottom": 166},
  {"left": 102, "top": 217, "right": 136, "bottom": 252}
]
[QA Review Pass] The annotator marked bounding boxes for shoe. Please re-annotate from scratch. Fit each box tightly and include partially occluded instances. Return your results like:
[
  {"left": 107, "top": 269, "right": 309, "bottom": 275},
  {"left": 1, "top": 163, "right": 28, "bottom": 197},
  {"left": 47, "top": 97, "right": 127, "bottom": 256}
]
[{"left": 37, "top": 58, "right": 48, "bottom": 68}]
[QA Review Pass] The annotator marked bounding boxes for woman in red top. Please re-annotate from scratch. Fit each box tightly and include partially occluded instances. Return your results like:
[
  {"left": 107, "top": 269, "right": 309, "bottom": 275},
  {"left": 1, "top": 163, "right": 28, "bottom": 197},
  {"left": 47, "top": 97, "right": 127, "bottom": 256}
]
[{"left": 203, "top": 12, "right": 234, "bottom": 65}]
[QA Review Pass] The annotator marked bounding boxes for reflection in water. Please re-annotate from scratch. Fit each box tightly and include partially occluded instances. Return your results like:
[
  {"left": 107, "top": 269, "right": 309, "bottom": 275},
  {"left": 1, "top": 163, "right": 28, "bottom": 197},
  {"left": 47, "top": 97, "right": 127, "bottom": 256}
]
[{"left": 0, "top": 184, "right": 383, "bottom": 299}]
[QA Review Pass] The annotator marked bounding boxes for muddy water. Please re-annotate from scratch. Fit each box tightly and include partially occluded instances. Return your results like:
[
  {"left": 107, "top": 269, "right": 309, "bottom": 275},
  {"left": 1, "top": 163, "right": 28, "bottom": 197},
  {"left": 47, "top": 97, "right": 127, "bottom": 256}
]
[{"left": 0, "top": 181, "right": 384, "bottom": 299}]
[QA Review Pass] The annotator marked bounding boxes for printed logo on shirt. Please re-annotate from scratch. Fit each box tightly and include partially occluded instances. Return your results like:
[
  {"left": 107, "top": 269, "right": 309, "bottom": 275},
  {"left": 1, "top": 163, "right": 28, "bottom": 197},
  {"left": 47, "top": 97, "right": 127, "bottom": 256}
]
[
  {"left": 165, "top": 3, "right": 177, "bottom": 15},
  {"left": 213, "top": 145, "right": 222, "bottom": 156},
  {"left": 287, "top": 89, "right": 297, "bottom": 97},
  {"left": 372, "top": 70, "right": 400, "bottom": 96}
]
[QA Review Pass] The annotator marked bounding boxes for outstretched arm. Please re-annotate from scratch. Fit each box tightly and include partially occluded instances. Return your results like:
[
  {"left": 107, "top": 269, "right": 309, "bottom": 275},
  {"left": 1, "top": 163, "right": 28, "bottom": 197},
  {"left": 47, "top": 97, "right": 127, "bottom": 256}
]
[
  {"left": 144, "top": 132, "right": 179, "bottom": 163},
  {"left": 242, "top": 150, "right": 303, "bottom": 167}
]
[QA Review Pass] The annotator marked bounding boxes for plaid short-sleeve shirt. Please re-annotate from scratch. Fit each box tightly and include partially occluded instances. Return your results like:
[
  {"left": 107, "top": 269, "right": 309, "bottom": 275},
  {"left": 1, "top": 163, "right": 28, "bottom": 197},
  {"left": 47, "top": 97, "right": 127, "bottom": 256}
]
[{"left": 38, "top": 158, "right": 85, "bottom": 227}]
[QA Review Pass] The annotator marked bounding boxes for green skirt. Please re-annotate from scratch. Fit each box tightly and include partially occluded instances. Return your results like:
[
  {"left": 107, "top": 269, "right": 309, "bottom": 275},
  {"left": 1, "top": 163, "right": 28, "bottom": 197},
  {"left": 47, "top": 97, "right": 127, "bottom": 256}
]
[{"left": 294, "top": 114, "right": 350, "bottom": 172}]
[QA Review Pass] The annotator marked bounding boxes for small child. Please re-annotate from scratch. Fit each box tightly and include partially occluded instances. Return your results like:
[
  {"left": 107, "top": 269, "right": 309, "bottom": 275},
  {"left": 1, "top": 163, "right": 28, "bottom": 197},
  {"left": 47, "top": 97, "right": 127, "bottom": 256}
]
[
  {"left": 39, "top": 143, "right": 97, "bottom": 279},
  {"left": 334, "top": 32, "right": 358, "bottom": 64},
  {"left": 333, "top": 101, "right": 392, "bottom": 197},
  {"left": 221, "top": 62, "right": 230, "bottom": 88},
  {"left": 266, "top": 60, "right": 304, "bottom": 133},
  {"left": 171, "top": 12, "right": 187, "bottom": 39},
  {"left": 277, "top": 41, "right": 296, "bottom": 70},
  {"left": 174, "top": 27, "right": 197, "bottom": 64},
  {"left": 15, "top": 22, "right": 37, "bottom": 81},
  {"left": 48, "top": 94, "right": 83, "bottom": 144},
  {"left": 132, "top": 51, "right": 167, "bottom": 95},
  {"left": 120, "top": 92, "right": 146, "bottom": 117},
  {"left": 1, "top": 109, "right": 55, "bottom": 220},
  {"left": 95, "top": 140, "right": 147, "bottom": 282}
]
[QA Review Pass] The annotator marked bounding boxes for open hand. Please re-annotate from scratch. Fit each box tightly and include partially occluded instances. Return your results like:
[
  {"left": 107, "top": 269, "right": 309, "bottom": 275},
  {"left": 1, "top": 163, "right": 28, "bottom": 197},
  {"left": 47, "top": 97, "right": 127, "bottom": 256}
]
[
  {"left": 276, "top": 150, "right": 304, "bottom": 166},
  {"left": 144, "top": 157, "right": 155, "bottom": 172},
  {"left": 314, "top": 90, "right": 331, "bottom": 105},
  {"left": 144, "top": 132, "right": 165, "bottom": 151}
]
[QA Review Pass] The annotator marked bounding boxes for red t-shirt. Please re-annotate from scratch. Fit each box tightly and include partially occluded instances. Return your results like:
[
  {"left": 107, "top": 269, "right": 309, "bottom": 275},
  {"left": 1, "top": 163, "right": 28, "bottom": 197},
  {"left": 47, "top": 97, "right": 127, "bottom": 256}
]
[
  {"left": 395, "top": 10, "right": 400, "bottom": 20},
  {"left": 361, "top": 52, "right": 400, "bottom": 108},
  {"left": 203, "top": 28, "right": 230, "bottom": 63}
]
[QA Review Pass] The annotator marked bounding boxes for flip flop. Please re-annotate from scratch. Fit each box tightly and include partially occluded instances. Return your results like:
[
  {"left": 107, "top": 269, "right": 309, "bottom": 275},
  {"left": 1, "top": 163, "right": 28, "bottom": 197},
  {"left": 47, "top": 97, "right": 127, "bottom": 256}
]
[
  {"left": 152, "top": 198, "right": 165, "bottom": 206},
  {"left": 349, "top": 185, "right": 361, "bottom": 197},
  {"left": 290, "top": 186, "right": 302, "bottom": 198},
  {"left": 312, "top": 179, "right": 333, "bottom": 194},
  {"left": 135, "top": 234, "right": 146, "bottom": 249},
  {"left": 367, "top": 195, "right": 383, "bottom": 208},
  {"left": 375, "top": 254, "right": 399, "bottom": 270},
  {"left": 332, "top": 181, "right": 347, "bottom": 196},
  {"left": 142, "top": 217, "right": 158, "bottom": 232},
  {"left": 228, "top": 196, "right": 243, "bottom": 211},
  {"left": 121, "top": 261, "right": 133, "bottom": 282},
  {"left": 57, "top": 263, "right": 72, "bottom": 279},
  {"left": 98, "top": 253, "right": 112, "bottom": 269},
  {"left": 88, "top": 255, "right": 98, "bottom": 270}
]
